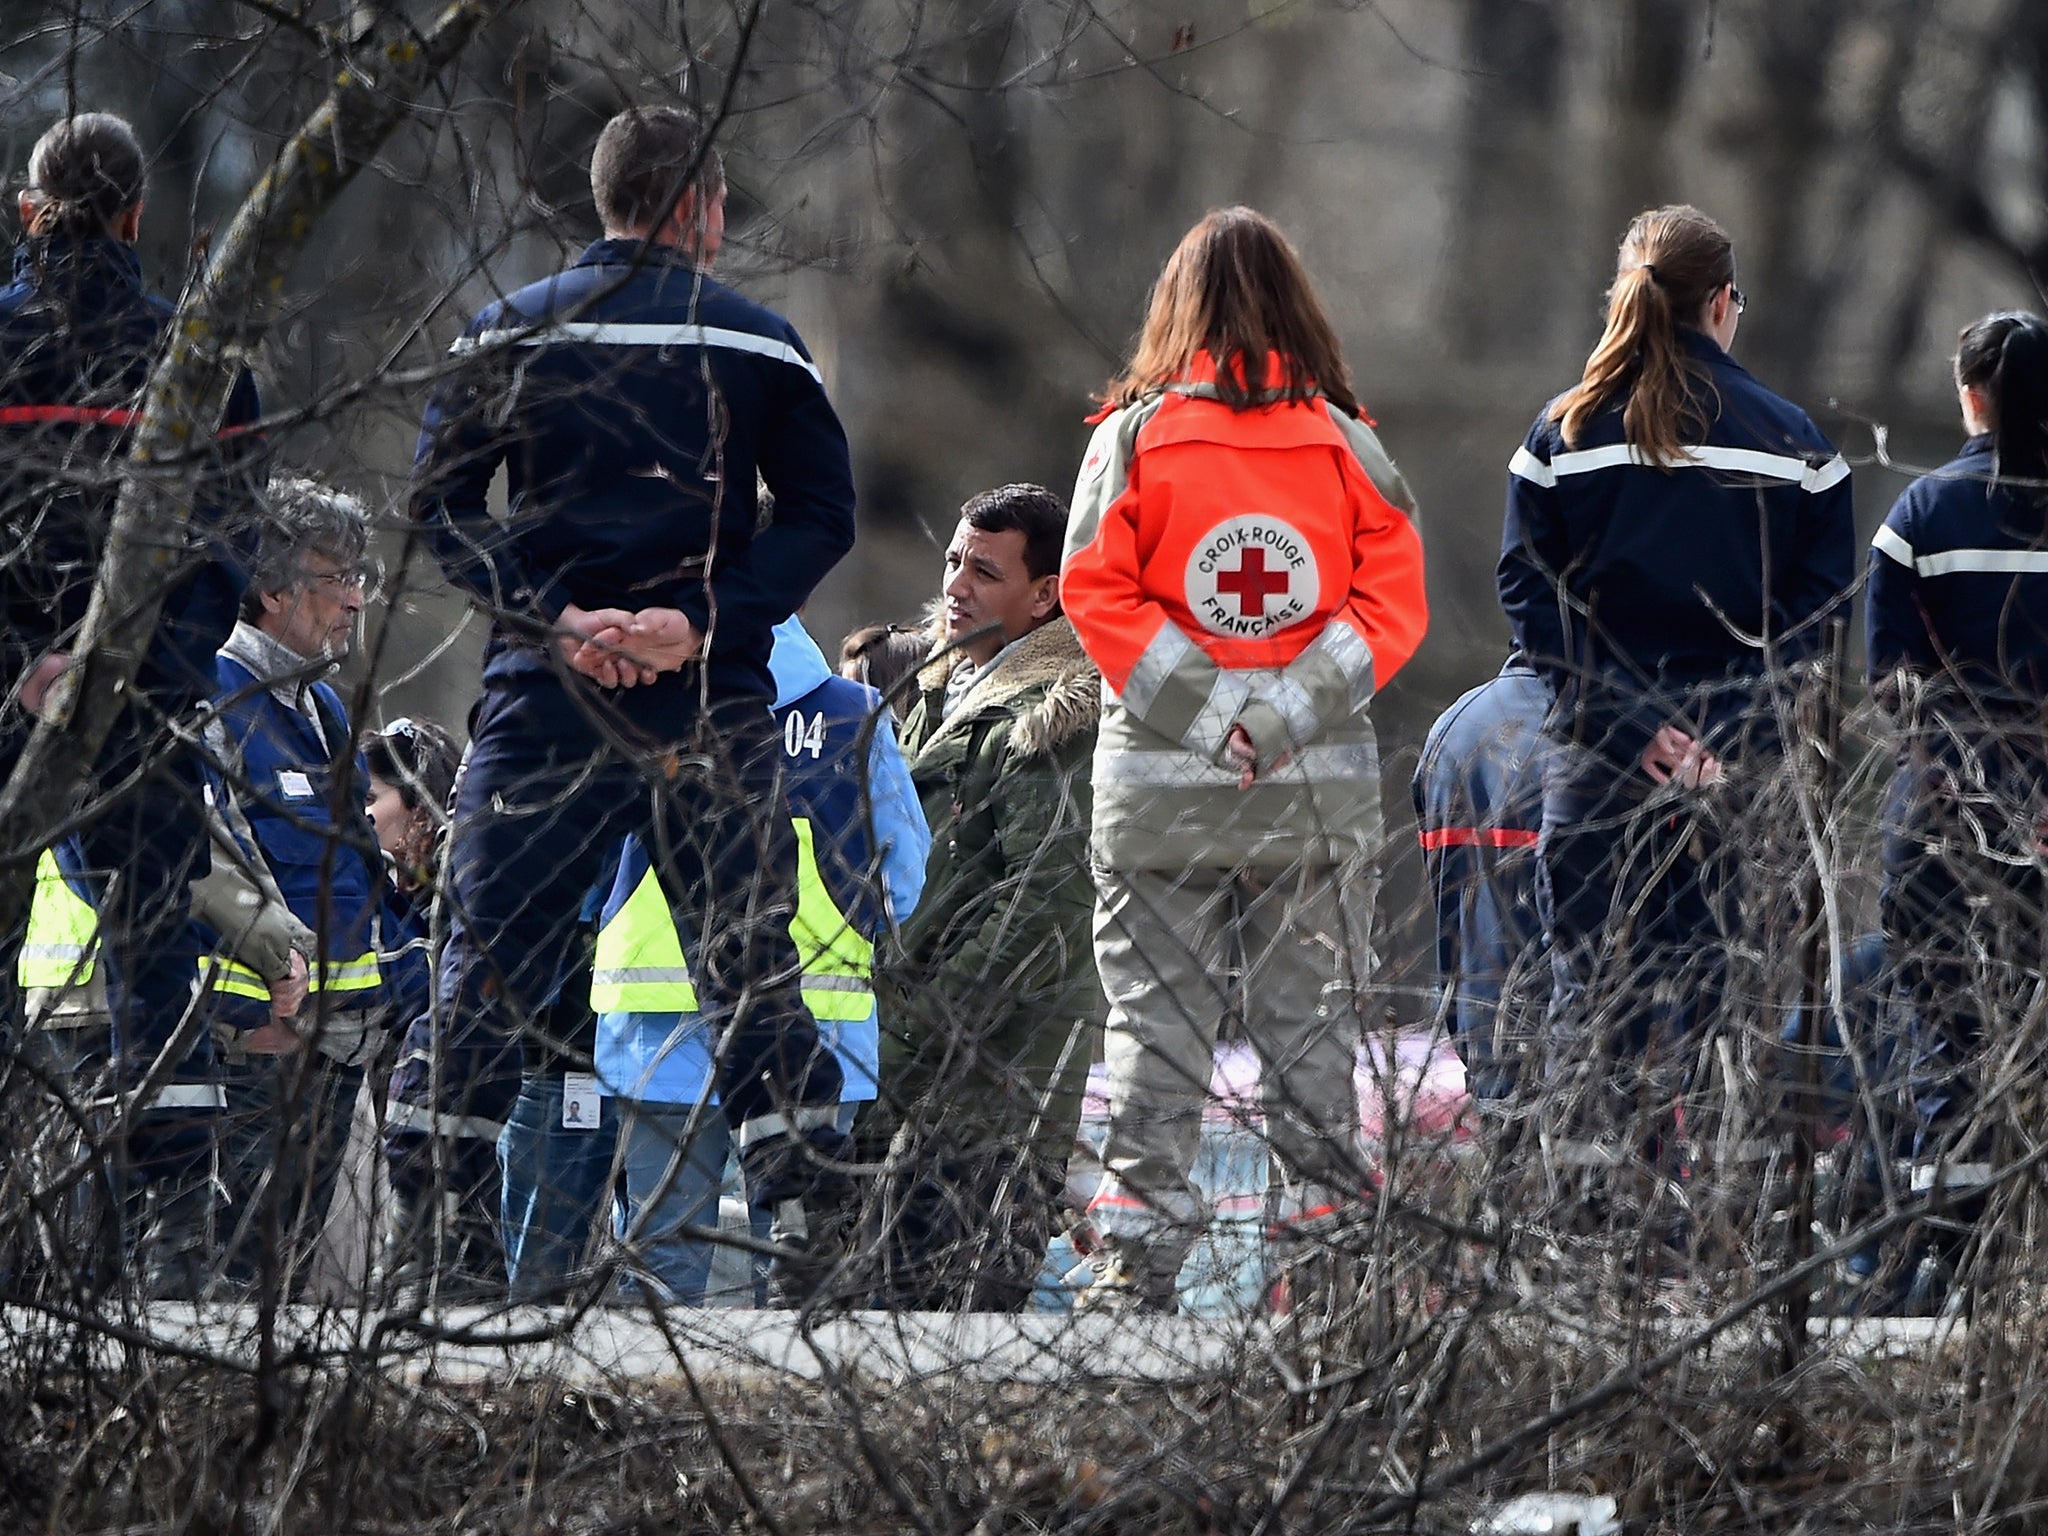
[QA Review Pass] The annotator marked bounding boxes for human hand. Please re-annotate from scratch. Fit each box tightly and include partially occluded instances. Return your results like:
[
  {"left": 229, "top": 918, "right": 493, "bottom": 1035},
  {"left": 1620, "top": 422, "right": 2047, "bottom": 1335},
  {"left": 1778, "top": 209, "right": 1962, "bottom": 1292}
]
[
  {"left": 1225, "top": 724, "right": 1259, "bottom": 791},
  {"left": 556, "top": 604, "right": 641, "bottom": 687},
  {"left": 269, "top": 948, "right": 310, "bottom": 1022},
  {"left": 608, "top": 607, "right": 703, "bottom": 679},
  {"left": 18, "top": 650, "right": 71, "bottom": 718},
  {"left": 1641, "top": 724, "right": 1722, "bottom": 788}
]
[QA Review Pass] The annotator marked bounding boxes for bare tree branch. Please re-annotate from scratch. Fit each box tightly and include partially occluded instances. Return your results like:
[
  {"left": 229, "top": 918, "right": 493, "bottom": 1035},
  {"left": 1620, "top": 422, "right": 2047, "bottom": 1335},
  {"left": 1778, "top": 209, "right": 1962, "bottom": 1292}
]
[{"left": 0, "top": 0, "right": 517, "bottom": 939}]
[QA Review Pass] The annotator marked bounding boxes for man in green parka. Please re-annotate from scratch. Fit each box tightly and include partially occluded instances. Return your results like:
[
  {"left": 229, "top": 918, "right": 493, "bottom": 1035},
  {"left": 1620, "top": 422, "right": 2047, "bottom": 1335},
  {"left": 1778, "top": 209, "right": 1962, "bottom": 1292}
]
[{"left": 869, "top": 483, "right": 1103, "bottom": 1311}]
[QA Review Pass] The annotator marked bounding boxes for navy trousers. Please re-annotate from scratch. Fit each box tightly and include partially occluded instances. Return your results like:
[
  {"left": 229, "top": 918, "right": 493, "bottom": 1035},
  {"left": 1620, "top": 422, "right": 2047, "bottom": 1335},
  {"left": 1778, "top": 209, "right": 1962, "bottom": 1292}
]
[
  {"left": 1879, "top": 758, "right": 2046, "bottom": 1168},
  {"left": 1537, "top": 741, "right": 1750, "bottom": 1148}
]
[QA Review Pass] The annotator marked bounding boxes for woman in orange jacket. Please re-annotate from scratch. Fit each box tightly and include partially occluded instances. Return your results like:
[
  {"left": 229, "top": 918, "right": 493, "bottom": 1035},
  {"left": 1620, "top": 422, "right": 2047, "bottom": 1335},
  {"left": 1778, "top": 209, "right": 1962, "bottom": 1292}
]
[{"left": 1061, "top": 207, "right": 1427, "bottom": 1308}]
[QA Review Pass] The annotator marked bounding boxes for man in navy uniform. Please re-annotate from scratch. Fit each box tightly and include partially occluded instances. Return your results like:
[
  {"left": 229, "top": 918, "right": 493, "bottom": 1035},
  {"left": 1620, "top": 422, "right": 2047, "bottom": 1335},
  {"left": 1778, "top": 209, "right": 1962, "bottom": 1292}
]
[
  {"left": 385, "top": 104, "right": 859, "bottom": 1294},
  {"left": 1411, "top": 654, "right": 1555, "bottom": 1109}
]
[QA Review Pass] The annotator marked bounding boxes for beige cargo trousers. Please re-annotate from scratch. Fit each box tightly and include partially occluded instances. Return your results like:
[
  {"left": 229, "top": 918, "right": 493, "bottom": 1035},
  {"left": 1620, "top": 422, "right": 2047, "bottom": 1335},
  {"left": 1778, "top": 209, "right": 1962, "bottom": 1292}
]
[{"left": 1088, "top": 856, "right": 1376, "bottom": 1285}]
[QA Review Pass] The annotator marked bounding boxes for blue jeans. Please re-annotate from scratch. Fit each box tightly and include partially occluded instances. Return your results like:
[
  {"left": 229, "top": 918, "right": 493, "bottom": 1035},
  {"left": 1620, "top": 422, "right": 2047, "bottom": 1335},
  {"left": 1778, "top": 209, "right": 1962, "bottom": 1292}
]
[
  {"left": 499, "top": 1073, "right": 619, "bottom": 1301},
  {"left": 617, "top": 1103, "right": 854, "bottom": 1303}
]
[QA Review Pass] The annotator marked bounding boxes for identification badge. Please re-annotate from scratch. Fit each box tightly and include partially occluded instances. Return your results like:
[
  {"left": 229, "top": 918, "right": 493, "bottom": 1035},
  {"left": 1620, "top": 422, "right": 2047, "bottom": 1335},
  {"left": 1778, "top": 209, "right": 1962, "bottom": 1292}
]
[
  {"left": 277, "top": 770, "right": 315, "bottom": 799},
  {"left": 562, "top": 1073, "right": 603, "bottom": 1130}
]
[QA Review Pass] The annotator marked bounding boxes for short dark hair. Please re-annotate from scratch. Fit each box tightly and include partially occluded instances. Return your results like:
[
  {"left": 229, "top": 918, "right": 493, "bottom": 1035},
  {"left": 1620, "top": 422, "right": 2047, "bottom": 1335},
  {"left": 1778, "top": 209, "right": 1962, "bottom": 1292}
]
[
  {"left": 239, "top": 476, "right": 372, "bottom": 620},
  {"left": 959, "top": 483, "right": 1067, "bottom": 584},
  {"left": 590, "top": 106, "right": 724, "bottom": 236},
  {"left": 24, "top": 113, "right": 145, "bottom": 239}
]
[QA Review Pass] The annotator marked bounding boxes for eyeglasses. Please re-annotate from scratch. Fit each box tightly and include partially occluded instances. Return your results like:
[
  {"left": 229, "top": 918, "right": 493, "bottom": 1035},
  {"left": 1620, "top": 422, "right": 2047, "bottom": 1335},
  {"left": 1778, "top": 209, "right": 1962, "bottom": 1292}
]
[
  {"left": 299, "top": 563, "right": 370, "bottom": 592},
  {"left": 1728, "top": 282, "right": 1747, "bottom": 315}
]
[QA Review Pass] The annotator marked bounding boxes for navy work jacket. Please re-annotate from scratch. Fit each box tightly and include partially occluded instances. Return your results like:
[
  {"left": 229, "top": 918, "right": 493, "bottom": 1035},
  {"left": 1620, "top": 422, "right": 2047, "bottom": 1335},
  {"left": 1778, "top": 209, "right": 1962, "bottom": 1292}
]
[
  {"left": 1868, "top": 434, "right": 2048, "bottom": 709},
  {"left": 1411, "top": 659, "right": 1555, "bottom": 1101},
  {"left": 1497, "top": 328, "right": 1854, "bottom": 767},
  {"left": 203, "top": 654, "right": 383, "bottom": 1025},
  {"left": 409, "top": 239, "right": 857, "bottom": 715},
  {"left": 0, "top": 238, "right": 263, "bottom": 703}
]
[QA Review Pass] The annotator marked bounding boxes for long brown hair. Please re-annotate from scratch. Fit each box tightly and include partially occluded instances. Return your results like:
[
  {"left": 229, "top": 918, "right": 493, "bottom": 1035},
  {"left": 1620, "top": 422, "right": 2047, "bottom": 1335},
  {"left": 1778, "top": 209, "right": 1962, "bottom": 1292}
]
[
  {"left": 1549, "top": 205, "right": 1735, "bottom": 464},
  {"left": 1104, "top": 206, "right": 1358, "bottom": 417}
]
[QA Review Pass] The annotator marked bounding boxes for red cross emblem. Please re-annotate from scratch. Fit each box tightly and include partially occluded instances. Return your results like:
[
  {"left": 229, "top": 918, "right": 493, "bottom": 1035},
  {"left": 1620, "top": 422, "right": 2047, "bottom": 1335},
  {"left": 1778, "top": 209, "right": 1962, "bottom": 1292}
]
[
  {"left": 1184, "top": 514, "right": 1317, "bottom": 638},
  {"left": 1213, "top": 546, "right": 1292, "bottom": 617}
]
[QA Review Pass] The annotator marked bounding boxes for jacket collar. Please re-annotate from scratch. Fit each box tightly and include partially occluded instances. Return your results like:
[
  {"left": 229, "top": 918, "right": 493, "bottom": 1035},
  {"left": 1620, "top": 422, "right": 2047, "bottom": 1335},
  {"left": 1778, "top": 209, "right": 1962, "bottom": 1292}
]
[
  {"left": 220, "top": 620, "right": 333, "bottom": 710},
  {"left": 1676, "top": 324, "right": 1752, "bottom": 380},
  {"left": 12, "top": 236, "right": 144, "bottom": 297},
  {"left": 913, "top": 615, "right": 1100, "bottom": 759},
  {"left": 573, "top": 237, "right": 715, "bottom": 274}
]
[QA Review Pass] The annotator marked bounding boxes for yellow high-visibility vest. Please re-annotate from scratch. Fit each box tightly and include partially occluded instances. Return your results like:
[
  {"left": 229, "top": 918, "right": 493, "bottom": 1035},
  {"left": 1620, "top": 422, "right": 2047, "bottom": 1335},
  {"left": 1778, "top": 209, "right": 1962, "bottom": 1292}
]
[
  {"left": 588, "top": 818, "right": 875, "bottom": 1021},
  {"left": 205, "top": 949, "right": 380, "bottom": 1005},
  {"left": 17, "top": 848, "right": 378, "bottom": 1011},
  {"left": 17, "top": 849, "right": 99, "bottom": 992}
]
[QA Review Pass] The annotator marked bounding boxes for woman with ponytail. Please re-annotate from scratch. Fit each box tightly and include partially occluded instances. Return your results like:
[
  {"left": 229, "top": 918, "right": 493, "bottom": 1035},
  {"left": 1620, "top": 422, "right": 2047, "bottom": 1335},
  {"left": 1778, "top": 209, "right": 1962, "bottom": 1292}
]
[
  {"left": 1863, "top": 311, "right": 2048, "bottom": 1306},
  {"left": 1497, "top": 205, "right": 1854, "bottom": 1222}
]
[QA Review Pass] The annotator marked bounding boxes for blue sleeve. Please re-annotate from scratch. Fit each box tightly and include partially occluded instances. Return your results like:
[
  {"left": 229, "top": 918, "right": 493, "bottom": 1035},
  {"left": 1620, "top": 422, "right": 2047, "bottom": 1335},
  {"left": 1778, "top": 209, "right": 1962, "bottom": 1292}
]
[
  {"left": 682, "top": 330, "right": 856, "bottom": 644},
  {"left": 865, "top": 712, "right": 930, "bottom": 930},
  {"left": 408, "top": 313, "right": 572, "bottom": 628},
  {"left": 1781, "top": 437, "right": 1856, "bottom": 665},
  {"left": 1867, "top": 492, "right": 1932, "bottom": 683},
  {"left": 1413, "top": 728, "right": 1461, "bottom": 1011},
  {"left": 1496, "top": 428, "right": 1572, "bottom": 700}
]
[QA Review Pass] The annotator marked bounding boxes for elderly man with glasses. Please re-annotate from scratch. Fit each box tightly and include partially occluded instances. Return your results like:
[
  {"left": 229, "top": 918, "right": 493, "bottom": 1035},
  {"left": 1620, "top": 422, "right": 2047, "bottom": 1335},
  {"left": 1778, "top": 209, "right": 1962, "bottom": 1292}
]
[{"left": 197, "top": 476, "right": 385, "bottom": 1295}]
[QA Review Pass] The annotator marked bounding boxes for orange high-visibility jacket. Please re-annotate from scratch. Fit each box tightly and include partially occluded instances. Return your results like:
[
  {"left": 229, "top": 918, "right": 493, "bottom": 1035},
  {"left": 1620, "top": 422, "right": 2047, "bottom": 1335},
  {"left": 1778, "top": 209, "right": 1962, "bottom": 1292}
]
[{"left": 1062, "top": 360, "right": 1427, "bottom": 872}]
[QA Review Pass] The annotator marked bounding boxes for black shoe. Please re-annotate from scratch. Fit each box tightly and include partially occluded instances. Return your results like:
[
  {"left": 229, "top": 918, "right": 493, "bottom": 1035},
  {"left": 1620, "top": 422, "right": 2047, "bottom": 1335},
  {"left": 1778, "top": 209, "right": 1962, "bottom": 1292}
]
[{"left": 765, "top": 1178, "right": 859, "bottom": 1309}]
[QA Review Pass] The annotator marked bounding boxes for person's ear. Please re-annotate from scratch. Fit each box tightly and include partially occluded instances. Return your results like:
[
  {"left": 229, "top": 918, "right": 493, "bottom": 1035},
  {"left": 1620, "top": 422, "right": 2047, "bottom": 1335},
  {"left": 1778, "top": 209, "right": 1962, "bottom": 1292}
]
[
  {"left": 259, "top": 587, "right": 287, "bottom": 619},
  {"left": 1030, "top": 573, "right": 1060, "bottom": 622},
  {"left": 114, "top": 201, "right": 142, "bottom": 243},
  {"left": 16, "top": 194, "right": 36, "bottom": 232},
  {"left": 662, "top": 189, "right": 698, "bottom": 246}
]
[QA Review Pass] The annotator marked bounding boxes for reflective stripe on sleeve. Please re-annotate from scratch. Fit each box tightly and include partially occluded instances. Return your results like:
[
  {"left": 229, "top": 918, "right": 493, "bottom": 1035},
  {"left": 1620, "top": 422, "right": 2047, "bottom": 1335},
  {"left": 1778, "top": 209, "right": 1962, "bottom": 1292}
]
[
  {"left": 1117, "top": 622, "right": 1195, "bottom": 718},
  {"left": 1263, "top": 673, "right": 1318, "bottom": 746},
  {"left": 145, "top": 1083, "right": 228, "bottom": 1112},
  {"left": 734, "top": 1105, "right": 845, "bottom": 1149},
  {"left": 1803, "top": 454, "right": 1852, "bottom": 493},
  {"left": 1314, "top": 621, "right": 1376, "bottom": 713},
  {"left": 1508, "top": 446, "right": 1555, "bottom": 488},
  {"left": 1871, "top": 524, "right": 1916, "bottom": 568},
  {"left": 1911, "top": 1161, "right": 1996, "bottom": 1192},
  {"left": 1183, "top": 671, "right": 1250, "bottom": 758},
  {"left": 1913, "top": 548, "right": 2048, "bottom": 577}
]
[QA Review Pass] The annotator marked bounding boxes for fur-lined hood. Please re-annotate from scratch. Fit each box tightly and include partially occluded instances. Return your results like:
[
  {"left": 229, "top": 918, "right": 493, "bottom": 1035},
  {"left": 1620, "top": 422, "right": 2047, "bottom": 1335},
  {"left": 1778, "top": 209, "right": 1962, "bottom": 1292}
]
[{"left": 912, "top": 611, "right": 1101, "bottom": 762}]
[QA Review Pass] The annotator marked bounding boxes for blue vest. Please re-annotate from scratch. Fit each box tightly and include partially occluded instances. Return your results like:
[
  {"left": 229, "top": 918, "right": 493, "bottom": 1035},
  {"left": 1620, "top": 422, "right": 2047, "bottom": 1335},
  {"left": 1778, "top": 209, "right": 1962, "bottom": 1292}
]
[
  {"left": 201, "top": 654, "right": 384, "bottom": 1025},
  {"left": 594, "top": 674, "right": 888, "bottom": 1104}
]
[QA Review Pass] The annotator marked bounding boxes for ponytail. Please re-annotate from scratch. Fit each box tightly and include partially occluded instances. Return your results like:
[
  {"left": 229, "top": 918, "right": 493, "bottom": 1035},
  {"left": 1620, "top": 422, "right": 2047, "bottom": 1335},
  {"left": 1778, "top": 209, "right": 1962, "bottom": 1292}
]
[
  {"left": 1957, "top": 311, "right": 2048, "bottom": 498},
  {"left": 21, "top": 113, "right": 145, "bottom": 242},
  {"left": 1548, "top": 205, "right": 1736, "bottom": 467}
]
